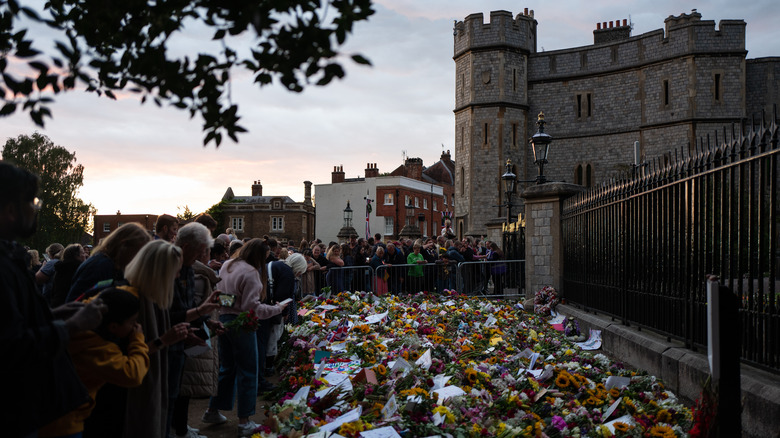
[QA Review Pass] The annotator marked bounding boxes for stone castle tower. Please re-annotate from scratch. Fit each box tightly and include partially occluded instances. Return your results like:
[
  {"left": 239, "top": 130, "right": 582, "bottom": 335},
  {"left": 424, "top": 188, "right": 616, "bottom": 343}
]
[{"left": 454, "top": 9, "right": 778, "bottom": 238}]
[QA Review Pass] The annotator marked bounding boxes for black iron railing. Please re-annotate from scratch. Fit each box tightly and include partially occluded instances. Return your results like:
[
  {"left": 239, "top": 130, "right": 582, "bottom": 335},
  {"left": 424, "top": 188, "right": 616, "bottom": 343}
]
[{"left": 562, "top": 109, "right": 780, "bottom": 372}]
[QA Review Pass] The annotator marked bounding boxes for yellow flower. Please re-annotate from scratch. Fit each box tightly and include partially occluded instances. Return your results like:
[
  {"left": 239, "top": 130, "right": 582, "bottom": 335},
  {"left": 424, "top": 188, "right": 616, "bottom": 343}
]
[
  {"left": 656, "top": 409, "right": 672, "bottom": 423},
  {"left": 555, "top": 373, "right": 572, "bottom": 389},
  {"left": 648, "top": 424, "right": 675, "bottom": 438},
  {"left": 613, "top": 422, "right": 630, "bottom": 432},
  {"left": 376, "top": 364, "right": 387, "bottom": 376},
  {"left": 402, "top": 350, "right": 409, "bottom": 360}
]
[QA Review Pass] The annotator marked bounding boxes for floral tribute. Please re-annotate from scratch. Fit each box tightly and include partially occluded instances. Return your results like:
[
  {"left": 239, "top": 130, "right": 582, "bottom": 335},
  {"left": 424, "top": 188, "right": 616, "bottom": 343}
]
[
  {"left": 224, "top": 309, "right": 260, "bottom": 332},
  {"left": 253, "top": 290, "right": 692, "bottom": 438},
  {"left": 534, "top": 286, "right": 559, "bottom": 316}
]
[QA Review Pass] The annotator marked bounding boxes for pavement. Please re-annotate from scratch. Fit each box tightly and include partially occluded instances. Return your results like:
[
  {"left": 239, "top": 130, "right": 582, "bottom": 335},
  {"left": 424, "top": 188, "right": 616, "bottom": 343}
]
[{"left": 185, "top": 374, "right": 280, "bottom": 438}]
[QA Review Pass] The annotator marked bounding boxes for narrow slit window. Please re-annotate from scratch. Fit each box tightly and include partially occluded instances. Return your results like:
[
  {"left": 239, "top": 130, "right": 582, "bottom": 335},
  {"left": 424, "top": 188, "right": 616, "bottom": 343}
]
[
  {"left": 513, "top": 68, "right": 517, "bottom": 91},
  {"left": 577, "top": 94, "right": 582, "bottom": 118},
  {"left": 714, "top": 73, "right": 721, "bottom": 101},
  {"left": 483, "top": 123, "right": 488, "bottom": 145},
  {"left": 587, "top": 93, "right": 592, "bottom": 117},
  {"left": 664, "top": 80, "right": 669, "bottom": 106},
  {"left": 512, "top": 123, "right": 517, "bottom": 146}
]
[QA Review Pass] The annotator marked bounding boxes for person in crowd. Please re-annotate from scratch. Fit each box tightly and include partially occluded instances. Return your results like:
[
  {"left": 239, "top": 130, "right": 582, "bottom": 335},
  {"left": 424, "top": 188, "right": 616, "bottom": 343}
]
[
  {"left": 324, "top": 244, "right": 345, "bottom": 292},
  {"left": 215, "top": 234, "right": 230, "bottom": 249},
  {"left": 36, "top": 242, "right": 63, "bottom": 297},
  {"left": 340, "top": 242, "right": 354, "bottom": 291},
  {"left": 487, "top": 242, "right": 506, "bottom": 296},
  {"left": 265, "top": 236, "right": 280, "bottom": 262},
  {"left": 228, "top": 239, "right": 244, "bottom": 257},
  {"left": 177, "top": 243, "right": 225, "bottom": 438},
  {"left": 298, "top": 239, "right": 309, "bottom": 254},
  {"left": 203, "top": 239, "right": 288, "bottom": 437},
  {"left": 353, "top": 238, "right": 371, "bottom": 292},
  {"left": 406, "top": 243, "right": 426, "bottom": 294},
  {"left": 208, "top": 242, "right": 228, "bottom": 272},
  {"left": 49, "top": 243, "right": 87, "bottom": 307},
  {"left": 155, "top": 214, "right": 179, "bottom": 243},
  {"left": 225, "top": 228, "right": 237, "bottom": 241},
  {"left": 300, "top": 248, "right": 322, "bottom": 296},
  {"left": 312, "top": 244, "right": 328, "bottom": 293},
  {"left": 421, "top": 238, "right": 439, "bottom": 293},
  {"left": 167, "top": 223, "right": 218, "bottom": 438},
  {"left": 83, "top": 244, "right": 92, "bottom": 256},
  {"left": 278, "top": 247, "right": 289, "bottom": 260},
  {"left": 262, "top": 253, "right": 307, "bottom": 378},
  {"left": 38, "top": 288, "right": 150, "bottom": 438},
  {"left": 67, "top": 222, "right": 152, "bottom": 302},
  {"left": 384, "top": 242, "right": 406, "bottom": 294},
  {"left": 194, "top": 213, "right": 218, "bottom": 235},
  {"left": 373, "top": 233, "right": 386, "bottom": 253},
  {"left": 459, "top": 238, "right": 476, "bottom": 294},
  {"left": 28, "top": 248, "right": 42, "bottom": 274},
  {"left": 0, "top": 161, "right": 106, "bottom": 438},
  {"left": 370, "top": 246, "right": 387, "bottom": 295},
  {"left": 84, "top": 239, "right": 192, "bottom": 438}
]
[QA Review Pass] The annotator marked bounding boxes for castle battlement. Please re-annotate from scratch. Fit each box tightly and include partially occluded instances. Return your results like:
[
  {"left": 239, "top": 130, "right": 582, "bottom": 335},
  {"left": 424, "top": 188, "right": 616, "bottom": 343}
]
[
  {"left": 454, "top": 9, "right": 537, "bottom": 58},
  {"left": 528, "top": 11, "right": 745, "bottom": 81}
]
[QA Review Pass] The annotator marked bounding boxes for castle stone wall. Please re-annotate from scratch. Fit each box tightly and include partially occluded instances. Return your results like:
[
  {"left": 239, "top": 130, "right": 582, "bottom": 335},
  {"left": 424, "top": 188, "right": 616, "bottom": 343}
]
[{"left": 746, "top": 58, "right": 780, "bottom": 119}]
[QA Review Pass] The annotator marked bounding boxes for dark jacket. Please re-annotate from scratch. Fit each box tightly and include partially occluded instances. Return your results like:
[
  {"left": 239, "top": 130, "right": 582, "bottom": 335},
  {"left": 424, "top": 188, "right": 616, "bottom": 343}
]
[
  {"left": 50, "top": 259, "right": 83, "bottom": 307},
  {"left": 67, "top": 252, "right": 122, "bottom": 302},
  {"left": 1, "top": 240, "right": 89, "bottom": 437}
]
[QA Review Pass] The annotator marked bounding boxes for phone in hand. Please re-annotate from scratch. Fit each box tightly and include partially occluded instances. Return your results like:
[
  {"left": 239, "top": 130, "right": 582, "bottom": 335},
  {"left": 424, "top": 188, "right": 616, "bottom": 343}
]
[
  {"left": 217, "top": 293, "right": 236, "bottom": 308},
  {"left": 278, "top": 298, "right": 293, "bottom": 306}
]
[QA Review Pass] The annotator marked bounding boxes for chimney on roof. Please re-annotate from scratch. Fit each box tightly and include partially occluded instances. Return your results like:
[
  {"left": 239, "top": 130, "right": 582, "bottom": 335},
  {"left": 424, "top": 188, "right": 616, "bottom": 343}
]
[
  {"left": 441, "top": 149, "right": 452, "bottom": 162},
  {"left": 304, "top": 181, "right": 312, "bottom": 206},
  {"left": 365, "top": 163, "right": 379, "bottom": 178},
  {"left": 332, "top": 165, "right": 345, "bottom": 183},
  {"left": 594, "top": 18, "right": 631, "bottom": 44},
  {"left": 404, "top": 157, "right": 423, "bottom": 181},
  {"left": 251, "top": 180, "right": 263, "bottom": 196}
]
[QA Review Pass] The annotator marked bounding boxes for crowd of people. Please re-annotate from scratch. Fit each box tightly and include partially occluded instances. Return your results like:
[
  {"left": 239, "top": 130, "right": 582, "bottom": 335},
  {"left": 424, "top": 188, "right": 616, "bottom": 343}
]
[{"left": 2, "top": 160, "right": 509, "bottom": 438}]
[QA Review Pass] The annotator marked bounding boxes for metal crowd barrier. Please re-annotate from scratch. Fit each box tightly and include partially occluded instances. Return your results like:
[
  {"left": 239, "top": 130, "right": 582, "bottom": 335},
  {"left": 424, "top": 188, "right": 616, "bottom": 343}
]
[{"left": 316, "top": 259, "right": 526, "bottom": 297}]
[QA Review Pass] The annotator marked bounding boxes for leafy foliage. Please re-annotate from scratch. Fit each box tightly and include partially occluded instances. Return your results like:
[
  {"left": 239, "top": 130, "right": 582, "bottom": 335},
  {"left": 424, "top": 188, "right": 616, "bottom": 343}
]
[
  {"left": 205, "top": 199, "right": 228, "bottom": 236},
  {"left": 176, "top": 204, "right": 194, "bottom": 222},
  {"left": 0, "top": 0, "right": 374, "bottom": 146},
  {"left": 1, "top": 132, "right": 96, "bottom": 251}
]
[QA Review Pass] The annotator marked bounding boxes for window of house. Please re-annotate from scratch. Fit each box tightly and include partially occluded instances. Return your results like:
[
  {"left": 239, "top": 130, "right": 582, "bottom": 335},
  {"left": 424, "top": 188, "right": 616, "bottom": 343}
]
[
  {"left": 117, "top": 222, "right": 124, "bottom": 228},
  {"left": 272, "top": 216, "right": 284, "bottom": 231},
  {"left": 103, "top": 223, "right": 110, "bottom": 233},
  {"left": 444, "top": 195, "right": 448, "bottom": 206},
  {"left": 384, "top": 217, "right": 394, "bottom": 235},
  {"left": 384, "top": 193, "right": 393, "bottom": 205},
  {"left": 423, "top": 199, "right": 428, "bottom": 210},
  {"left": 273, "top": 201, "right": 281, "bottom": 210},
  {"left": 404, "top": 195, "right": 411, "bottom": 207},
  {"left": 433, "top": 201, "right": 438, "bottom": 211},
  {"left": 414, "top": 197, "right": 419, "bottom": 208},
  {"left": 231, "top": 217, "right": 244, "bottom": 232}
]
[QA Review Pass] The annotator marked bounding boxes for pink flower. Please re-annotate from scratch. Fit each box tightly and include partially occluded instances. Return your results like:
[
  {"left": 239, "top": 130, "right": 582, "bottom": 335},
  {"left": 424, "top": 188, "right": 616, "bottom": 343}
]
[{"left": 552, "top": 415, "right": 567, "bottom": 430}]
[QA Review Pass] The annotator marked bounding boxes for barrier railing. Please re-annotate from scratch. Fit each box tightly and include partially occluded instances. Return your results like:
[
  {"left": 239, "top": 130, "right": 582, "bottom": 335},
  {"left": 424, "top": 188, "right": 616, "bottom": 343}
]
[
  {"left": 314, "top": 259, "right": 526, "bottom": 297},
  {"left": 456, "top": 260, "right": 526, "bottom": 298}
]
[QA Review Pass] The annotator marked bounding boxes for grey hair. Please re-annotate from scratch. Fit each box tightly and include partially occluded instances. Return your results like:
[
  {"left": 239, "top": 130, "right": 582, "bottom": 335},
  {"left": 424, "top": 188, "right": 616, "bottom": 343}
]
[
  {"left": 176, "top": 222, "right": 213, "bottom": 248},
  {"left": 285, "top": 253, "right": 307, "bottom": 276}
]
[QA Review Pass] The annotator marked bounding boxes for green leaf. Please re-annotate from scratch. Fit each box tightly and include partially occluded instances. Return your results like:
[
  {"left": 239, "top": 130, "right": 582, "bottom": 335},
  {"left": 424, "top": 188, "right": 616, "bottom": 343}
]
[{"left": 351, "top": 54, "right": 371, "bottom": 66}]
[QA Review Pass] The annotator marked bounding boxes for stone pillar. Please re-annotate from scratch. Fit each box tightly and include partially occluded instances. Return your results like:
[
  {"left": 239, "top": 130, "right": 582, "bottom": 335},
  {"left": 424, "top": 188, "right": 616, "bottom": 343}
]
[{"left": 521, "top": 182, "right": 584, "bottom": 298}]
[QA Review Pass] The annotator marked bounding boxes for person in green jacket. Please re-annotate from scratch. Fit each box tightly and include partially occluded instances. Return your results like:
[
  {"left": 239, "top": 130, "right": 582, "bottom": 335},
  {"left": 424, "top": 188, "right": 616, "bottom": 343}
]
[{"left": 406, "top": 243, "right": 426, "bottom": 294}]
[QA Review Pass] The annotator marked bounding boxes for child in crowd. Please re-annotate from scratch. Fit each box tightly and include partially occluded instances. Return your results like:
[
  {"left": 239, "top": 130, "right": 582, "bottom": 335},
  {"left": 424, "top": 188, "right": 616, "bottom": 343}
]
[{"left": 39, "top": 288, "right": 150, "bottom": 438}]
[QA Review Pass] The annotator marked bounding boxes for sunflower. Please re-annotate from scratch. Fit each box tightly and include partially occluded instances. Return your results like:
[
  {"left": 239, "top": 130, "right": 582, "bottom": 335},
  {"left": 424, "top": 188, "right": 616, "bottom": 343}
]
[
  {"left": 401, "top": 350, "right": 409, "bottom": 360},
  {"left": 648, "top": 424, "right": 676, "bottom": 438},
  {"left": 410, "top": 351, "right": 420, "bottom": 361},
  {"left": 465, "top": 368, "right": 478, "bottom": 384},
  {"left": 487, "top": 356, "right": 498, "bottom": 365},
  {"left": 613, "top": 422, "right": 630, "bottom": 432},
  {"left": 376, "top": 364, "right": 387, "bottom": 376},
  {"left": 609, "top": 387, "right": 621, "bottom": 398},
  {"left": 555, "top": 373, "right": 571, "bottom": 389},
  {"left": 656, "top": 409, "right": 672, "bottom": 423}
]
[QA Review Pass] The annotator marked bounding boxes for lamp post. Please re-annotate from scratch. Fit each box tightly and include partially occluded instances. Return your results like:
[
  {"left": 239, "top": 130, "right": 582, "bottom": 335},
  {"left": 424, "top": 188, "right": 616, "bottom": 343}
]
[
  {"left": 336, "top": 201, "right": 357, "bottom": 243},
  {"left": 399, "top": 201, "right": 421, "bottom": 239},
  {"left": 530, "top": 111, "right": 553, "bottom": 184},
  {"left": 501, "top": 159, "right": 518, "bottom": 224}
]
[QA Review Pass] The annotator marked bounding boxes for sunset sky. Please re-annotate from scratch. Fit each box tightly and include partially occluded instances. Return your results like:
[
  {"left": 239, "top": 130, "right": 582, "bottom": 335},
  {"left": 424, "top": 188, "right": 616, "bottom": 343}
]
[{"left": 2, "top": 0, "right": 778, "bottom": 218}]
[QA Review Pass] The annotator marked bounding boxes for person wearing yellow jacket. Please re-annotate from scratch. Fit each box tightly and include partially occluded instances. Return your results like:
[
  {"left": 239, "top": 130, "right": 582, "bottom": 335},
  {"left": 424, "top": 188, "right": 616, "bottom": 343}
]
[{"left": 39, "top": 288, "right": 150, "bottom": 438}]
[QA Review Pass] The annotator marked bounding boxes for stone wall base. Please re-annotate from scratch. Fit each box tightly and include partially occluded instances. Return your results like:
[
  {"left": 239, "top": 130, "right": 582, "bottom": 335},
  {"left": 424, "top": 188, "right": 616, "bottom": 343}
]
[{"left": 558, "top": 304, "right": 780, "bottom": 438}]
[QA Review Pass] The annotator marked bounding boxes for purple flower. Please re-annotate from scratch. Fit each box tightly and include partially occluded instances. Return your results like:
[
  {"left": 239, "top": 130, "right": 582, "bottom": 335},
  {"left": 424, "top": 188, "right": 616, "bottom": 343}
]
[{"left": 552, "top": 415, "right": 567, "bottom": 430}]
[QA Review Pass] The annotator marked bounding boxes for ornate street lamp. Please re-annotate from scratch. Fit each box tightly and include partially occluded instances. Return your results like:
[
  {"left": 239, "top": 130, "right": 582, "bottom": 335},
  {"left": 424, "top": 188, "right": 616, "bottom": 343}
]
[
  {"left": 399, "top": 201, "right": 421, "bottom": 239},
  {"left": 502, "top": 159, "right": 518, "bottom": 224},
  {"left": 530, "top": 111, "right": 553, "bottom": 184},
  {"left": 336, "top": 201, "right": 357, "bottom": 243}
]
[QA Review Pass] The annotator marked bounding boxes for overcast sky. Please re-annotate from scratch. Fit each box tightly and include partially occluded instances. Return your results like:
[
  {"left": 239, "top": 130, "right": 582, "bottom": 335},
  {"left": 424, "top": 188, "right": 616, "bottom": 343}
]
[{"left": 2, "top": 0, "right": 778, "bottom": 218}]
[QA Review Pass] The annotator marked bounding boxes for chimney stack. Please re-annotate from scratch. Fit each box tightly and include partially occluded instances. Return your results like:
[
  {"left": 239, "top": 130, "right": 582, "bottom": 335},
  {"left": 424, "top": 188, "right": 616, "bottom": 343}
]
[
  {"left": 365, "top": 163, "right": 379, "bottom": 178},
  {"left": 251, "top": 180, "right": 263, "bottom": 196},
  {"left": 594, "top": 18, "right": 631, "bottom": 45},
  {"left": 331, "top": 165, "right": 345, "bottom": 183},
  {"left": 404, "top": 157, "right": 423, "bottom": 181},
  {"left": 303, "top": 181, "right": 312, "bottom": 206}
]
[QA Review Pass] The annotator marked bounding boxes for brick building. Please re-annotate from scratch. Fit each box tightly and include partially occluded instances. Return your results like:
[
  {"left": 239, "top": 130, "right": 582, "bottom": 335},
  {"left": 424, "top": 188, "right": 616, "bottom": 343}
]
[
  {"left": 93, "top": 212, "right": 157, "bottom": 244},
  {"left": 220, "top": 180, "right": 315, "bottom": 243},
  {"left": 454, "top": 9, "right": 780, "bottom": 238},
  {"left": 315, "top": 151, "right": 455, "bottom": 243}
]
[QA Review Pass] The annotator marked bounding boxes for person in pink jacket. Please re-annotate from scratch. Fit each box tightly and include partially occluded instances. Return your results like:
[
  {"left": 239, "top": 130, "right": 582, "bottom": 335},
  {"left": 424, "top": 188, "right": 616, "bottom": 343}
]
[{"left": 202, "top": 239, "right": 288, "bottom": 437}]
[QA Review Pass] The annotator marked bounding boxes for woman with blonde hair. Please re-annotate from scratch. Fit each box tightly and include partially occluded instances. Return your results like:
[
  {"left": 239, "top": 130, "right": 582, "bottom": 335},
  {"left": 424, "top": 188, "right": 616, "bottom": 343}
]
[
  {"left": 67, "top": 222, "right": 152, "bottom": 302},
  {"left": 83, "top": 240, "right": 191, "bottom": 438}
]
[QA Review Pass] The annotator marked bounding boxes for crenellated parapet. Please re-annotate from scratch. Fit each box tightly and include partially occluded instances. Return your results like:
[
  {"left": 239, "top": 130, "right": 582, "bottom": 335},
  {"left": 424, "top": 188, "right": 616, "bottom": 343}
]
[
  {"left": 453, "top": 9, "right": 537, "bottom": 59},
  {"left": 528, "top": 10, "right": 746, "bottom": 81}
]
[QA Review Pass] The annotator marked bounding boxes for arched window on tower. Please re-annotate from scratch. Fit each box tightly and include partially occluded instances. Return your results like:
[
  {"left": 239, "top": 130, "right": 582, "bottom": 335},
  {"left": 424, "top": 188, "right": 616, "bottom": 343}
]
[
  {"left": 575, "top": 163, "right": 594, "bottom": 187},
  {"left": 460, "top": 167, "right": 465, "bottom": 195}
]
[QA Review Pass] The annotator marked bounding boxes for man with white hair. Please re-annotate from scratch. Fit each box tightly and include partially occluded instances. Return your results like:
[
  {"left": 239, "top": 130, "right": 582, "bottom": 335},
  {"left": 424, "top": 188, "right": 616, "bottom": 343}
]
[{"left": 168, "top": 222, "right": 218, "bottom": 438}]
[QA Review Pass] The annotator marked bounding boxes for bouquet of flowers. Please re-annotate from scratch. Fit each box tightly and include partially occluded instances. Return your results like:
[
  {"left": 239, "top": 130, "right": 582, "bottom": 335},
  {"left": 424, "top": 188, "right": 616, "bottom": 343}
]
[
  {"left": 224, "top": 309, "right": 260, "bottom": 332},
  {"left": 534, "top": 285, "right": 559, "bottom": 316}
]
